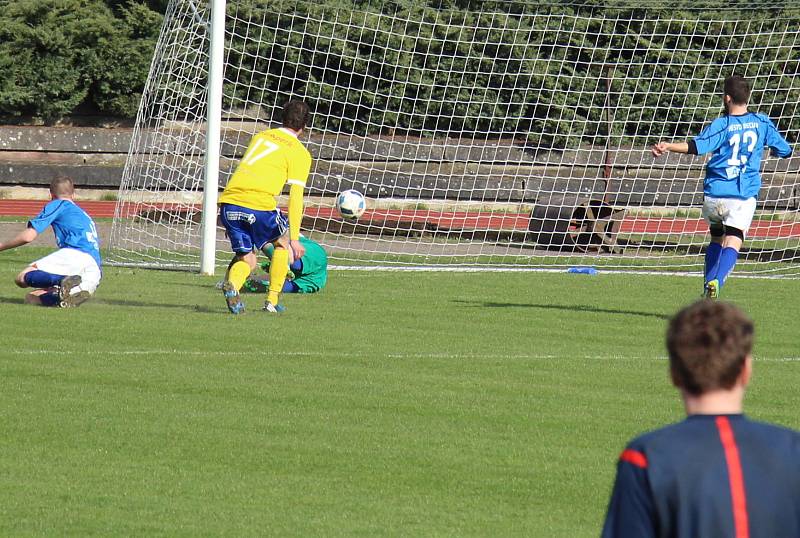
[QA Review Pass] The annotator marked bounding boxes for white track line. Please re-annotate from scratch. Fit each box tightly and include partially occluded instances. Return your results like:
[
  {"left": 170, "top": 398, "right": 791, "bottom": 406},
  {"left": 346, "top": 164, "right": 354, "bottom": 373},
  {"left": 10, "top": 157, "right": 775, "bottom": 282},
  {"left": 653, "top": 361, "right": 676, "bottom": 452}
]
[{"left": 5, "top": 350, "right": 800, "bottom": 362}]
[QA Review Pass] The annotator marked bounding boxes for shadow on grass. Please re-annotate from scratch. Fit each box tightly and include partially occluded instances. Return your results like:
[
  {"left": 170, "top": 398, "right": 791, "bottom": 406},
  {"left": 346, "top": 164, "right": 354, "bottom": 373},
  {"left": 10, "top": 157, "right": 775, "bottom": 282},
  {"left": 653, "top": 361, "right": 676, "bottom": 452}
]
[
  {"left": 453, "top": 299, "right": 670, "bottom": 320},
  {"left": 92, "top": 298, "right": 220, "bottom": 314},
  {"left": 0, "top": 295, "right": 221, "bottom": 314}
]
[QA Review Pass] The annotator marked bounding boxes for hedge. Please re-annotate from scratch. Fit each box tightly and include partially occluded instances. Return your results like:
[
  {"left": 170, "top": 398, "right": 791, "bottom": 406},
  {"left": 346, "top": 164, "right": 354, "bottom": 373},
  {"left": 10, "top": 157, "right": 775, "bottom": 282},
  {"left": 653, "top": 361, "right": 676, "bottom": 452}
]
[
  {"left": 225, "top": 1, "right": 800, "bottom": 146},
  {"left": 0, "top": 0, "right": 163, "bottom": 123}
]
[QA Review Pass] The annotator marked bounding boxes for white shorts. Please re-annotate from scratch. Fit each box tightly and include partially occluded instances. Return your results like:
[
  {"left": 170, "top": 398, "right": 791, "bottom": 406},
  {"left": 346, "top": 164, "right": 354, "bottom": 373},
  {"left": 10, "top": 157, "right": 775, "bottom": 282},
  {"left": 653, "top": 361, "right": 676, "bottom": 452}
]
[
  {"left": 31, "top": 248, "right": 102, "bottom": 294},
  {"left": 702, "top": 196, "right": 757, "bottom": 236}
]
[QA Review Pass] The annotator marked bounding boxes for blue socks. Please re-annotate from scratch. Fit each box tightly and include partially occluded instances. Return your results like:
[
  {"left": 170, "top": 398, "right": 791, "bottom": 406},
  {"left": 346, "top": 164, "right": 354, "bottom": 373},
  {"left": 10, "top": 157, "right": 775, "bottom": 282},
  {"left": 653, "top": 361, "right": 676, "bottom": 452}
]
[
  {"left": 705, "top": 243, "right": 739, "bottom": 291},
  {"left": 24, "top": 270, "right": 65, "bottom": 288},
  {"left": 283, "top": 280, "right": 300, "bottom": 293},
  {"left": 704, "top": 242, "right": 722, "bottom": 283},
  {"left": 38, "top": 292, "right": 61, "bottom": 307},
  {"left": 715, "top": 247, "right": 739, "bottom": 288}
]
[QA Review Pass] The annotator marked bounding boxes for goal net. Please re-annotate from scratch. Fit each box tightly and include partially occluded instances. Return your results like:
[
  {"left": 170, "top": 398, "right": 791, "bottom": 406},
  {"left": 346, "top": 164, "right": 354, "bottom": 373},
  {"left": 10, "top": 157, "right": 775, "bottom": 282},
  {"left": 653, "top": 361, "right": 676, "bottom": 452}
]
[{"left": 108, "top": 0, "right": 800, "bottom": 276}]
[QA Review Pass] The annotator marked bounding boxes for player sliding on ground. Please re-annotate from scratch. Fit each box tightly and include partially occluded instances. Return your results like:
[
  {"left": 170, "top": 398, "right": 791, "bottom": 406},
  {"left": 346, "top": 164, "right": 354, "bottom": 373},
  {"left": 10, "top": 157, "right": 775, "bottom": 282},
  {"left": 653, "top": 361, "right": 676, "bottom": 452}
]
[
  {"left": 218, "top": 100, "right": 312, "bottom": 314},
  {"left": 0, "top": 176, "right": 101, "bottom": 307},
  {"left": 236, "top": 236, "right": 327, "bottom": 295},
  {"left": 651, "top": 75, "right": 792, "bottom": 298}
]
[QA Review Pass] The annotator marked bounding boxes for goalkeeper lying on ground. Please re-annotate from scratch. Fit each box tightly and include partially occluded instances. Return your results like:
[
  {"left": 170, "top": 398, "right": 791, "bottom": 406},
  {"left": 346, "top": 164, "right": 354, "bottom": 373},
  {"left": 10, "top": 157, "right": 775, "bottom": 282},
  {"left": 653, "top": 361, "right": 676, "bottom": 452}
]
[{"left": 219, "top": 236, "right": 327, "bottom": 294}]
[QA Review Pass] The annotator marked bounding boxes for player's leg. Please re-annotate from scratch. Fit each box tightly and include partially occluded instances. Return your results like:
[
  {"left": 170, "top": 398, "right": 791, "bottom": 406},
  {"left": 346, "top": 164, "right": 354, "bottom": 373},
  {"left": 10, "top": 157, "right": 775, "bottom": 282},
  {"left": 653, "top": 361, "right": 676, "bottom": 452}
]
[
  {"left": 16, "top": 266, "right": 65, "bottom": 289},
  {"left": 715, "top": 227, "right": 744, "bottom": 292},
  {"left": 219, "top": 204, "right": 258, "bottom": 314},
  {"left": 701, "top": 197, "right": 726, "bottom": 298},
  {"left": 19, "top": 249, "right": 98, "bottom": 307},
  {"left": 252, "top": 209, "right": 290, "bottom": 312},
  {"left": 57, "top": 252, "right": 101, "bottom": 308},
  {"left": 225, "top": 252, "right": 257, "bottom": 291},
  {"left": 706, "top": 197, "right": 754, "bottom": 297},
  {"left": 715, "top": 197, "right": 756, "bottom": 294},
  {"left": 221, "top": 252, "right": 255, "bottom": 314},
  {"left": 265, "top": 235, "right": 290, "bottom": 312},
  {"left": 23, "top": 289, "right": 59, "bottom": 306},
  {"left": 704, "top": 232, "right": 723, "bottom": 282}
]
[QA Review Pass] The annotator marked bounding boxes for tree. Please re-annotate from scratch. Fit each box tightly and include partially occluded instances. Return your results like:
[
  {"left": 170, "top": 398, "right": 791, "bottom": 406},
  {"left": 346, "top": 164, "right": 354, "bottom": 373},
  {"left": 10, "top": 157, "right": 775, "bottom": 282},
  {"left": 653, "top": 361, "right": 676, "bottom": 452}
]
[{"left": 0, "top": 0, "right": 162, "bottom": 123}]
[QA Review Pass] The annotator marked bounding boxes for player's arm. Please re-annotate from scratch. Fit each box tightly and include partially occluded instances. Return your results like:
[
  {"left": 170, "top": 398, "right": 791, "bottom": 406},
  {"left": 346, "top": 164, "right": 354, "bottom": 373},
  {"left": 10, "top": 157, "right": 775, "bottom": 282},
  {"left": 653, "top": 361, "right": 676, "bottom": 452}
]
[
  {"left": 286, "top": 150, "right": 312, "bottom": 259},
  {"left": 653, "top": 119, "right": 727, "bottom": 158},
  {"left": 287, "top": 182, "right": 306, "bottom": 259},
  {"left": 651, "top": 141, "right": 690, "bottom": 157},
  {"left": 0, "top": 226, "right": 38, "bottom": 253},
  {"left": 765, "top": 119, "right": 792, "bottom": 158},
  {"left": 601, "top": 449, "right": 657, "bottom": 538}
]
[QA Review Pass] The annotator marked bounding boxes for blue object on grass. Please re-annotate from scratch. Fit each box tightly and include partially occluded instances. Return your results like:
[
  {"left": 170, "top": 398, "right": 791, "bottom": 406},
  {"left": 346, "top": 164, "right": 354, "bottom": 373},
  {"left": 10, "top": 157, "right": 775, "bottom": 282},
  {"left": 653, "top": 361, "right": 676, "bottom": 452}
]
[{"left": 567, "top": 267, "right": 598, "bottom": 275}]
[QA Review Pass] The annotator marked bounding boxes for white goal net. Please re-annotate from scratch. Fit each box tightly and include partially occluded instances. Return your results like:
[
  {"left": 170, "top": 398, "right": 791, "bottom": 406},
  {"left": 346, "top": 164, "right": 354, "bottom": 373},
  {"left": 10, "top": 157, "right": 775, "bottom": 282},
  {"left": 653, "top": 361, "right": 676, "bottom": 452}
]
[{"left": 108, "top": 0, "right": 800, "bottom": 276}]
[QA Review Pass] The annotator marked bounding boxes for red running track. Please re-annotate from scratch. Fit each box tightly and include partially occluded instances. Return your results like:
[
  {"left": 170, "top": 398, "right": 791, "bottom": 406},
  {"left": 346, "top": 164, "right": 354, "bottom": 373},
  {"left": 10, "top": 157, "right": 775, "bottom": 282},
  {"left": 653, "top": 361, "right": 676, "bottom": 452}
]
[{"left": 1, "top": 200, "right": 798, "bottom": 238}]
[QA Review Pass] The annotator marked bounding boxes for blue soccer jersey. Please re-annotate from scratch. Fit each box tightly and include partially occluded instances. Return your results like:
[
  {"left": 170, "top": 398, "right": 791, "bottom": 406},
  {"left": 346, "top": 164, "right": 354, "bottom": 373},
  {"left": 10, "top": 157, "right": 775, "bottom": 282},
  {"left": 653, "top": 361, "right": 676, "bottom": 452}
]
[
  {"left": 602, "top": 414, "right": 800, "bottom": 538},
  {"left": 28, "top": 199, "right": 102, "bottom": 268},
  {"left": 691, "top": 112, "right": 792, "bottom": 199}
]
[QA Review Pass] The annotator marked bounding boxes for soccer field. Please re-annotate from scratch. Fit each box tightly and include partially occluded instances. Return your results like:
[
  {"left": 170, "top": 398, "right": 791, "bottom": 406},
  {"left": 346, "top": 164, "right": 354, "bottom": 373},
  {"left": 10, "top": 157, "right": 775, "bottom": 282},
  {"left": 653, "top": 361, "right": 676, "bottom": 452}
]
[{"left": 2, "top": 247, "right": 799, "bottom": 536}]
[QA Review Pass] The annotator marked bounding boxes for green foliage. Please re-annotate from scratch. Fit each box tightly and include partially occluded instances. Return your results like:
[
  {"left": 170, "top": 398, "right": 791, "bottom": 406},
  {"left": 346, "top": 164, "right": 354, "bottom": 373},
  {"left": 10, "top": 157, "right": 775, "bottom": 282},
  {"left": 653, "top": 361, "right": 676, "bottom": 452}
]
[
  {"left": 221, "top": 1, "right": 800, "bottom": 146},
  {"left": 88, "top": 2, "right": 164, "bottom": 117},
  {"left": 0, "top": 0, "right": 162, "bottom": 123},
  {"left": 1, "top": 0, "right": 798, "bottom": 144}
]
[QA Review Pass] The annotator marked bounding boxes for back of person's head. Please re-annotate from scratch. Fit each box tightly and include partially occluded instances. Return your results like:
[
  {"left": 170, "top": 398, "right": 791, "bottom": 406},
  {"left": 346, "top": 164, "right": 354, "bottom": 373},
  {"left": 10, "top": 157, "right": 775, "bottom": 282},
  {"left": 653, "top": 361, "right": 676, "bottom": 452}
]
[
  {"left": 666, "top": 300, "right": 754, "bottom": 396},
  {"left": 50, "top": 176, "right": 75, "bottom": 198},
  {"left": 282, "top": 100, "right": 310, "bottom": 132},
  {"left": 724, "top": 75, "right": 751, "bottom": 105}
]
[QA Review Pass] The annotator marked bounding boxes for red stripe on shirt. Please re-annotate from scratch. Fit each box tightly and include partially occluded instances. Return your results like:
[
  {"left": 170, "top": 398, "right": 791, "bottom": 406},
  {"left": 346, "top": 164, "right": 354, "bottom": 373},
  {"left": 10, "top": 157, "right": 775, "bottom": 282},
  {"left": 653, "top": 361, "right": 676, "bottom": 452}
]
[
  {"left": 619, "top": 448, "right": 648, "bottom": 468},
  {"left": 716, "top": 416, "right": 750, "bottom": 538}
]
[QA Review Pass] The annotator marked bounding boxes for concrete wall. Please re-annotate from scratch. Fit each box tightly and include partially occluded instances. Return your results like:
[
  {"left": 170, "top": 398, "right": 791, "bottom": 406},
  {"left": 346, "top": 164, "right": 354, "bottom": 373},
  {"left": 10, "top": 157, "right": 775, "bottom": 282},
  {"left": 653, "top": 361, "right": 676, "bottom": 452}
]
[{"left": 2, "top": 125, "right": 798, "bottom": 208}]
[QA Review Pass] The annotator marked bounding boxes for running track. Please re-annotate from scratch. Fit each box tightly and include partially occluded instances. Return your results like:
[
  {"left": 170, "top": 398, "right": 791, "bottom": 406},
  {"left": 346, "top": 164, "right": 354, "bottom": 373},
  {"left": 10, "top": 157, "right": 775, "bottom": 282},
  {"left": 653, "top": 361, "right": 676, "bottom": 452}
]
[{"left": 2, "top": 200, "right": 798, "bottom": 238}]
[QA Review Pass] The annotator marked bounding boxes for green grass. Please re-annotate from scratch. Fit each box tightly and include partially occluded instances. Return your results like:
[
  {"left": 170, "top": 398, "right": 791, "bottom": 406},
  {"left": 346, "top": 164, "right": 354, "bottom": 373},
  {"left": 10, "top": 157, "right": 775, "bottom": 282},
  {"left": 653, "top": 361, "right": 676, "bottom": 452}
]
[{"left": 1, "top": 247, "right": 800, "bottom": 536}]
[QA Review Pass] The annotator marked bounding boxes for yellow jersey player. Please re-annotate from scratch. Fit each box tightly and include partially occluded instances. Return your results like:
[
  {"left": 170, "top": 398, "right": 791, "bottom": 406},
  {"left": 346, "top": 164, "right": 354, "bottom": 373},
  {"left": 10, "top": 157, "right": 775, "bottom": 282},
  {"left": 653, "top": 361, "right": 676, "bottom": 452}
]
[{"left": 218, "top": 100, "right": 312, "bottom": 314}]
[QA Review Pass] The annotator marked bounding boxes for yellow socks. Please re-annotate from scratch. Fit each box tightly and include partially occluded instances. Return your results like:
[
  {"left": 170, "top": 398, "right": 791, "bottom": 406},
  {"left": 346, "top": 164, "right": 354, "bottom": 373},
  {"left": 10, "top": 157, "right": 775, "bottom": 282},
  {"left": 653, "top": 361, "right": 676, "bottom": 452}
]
[
  {"left": 267, "top": 247, "right": 289, "bottom": 305},
  {"left": 226, "top": 260, "right": 251, "bottom": 291}
]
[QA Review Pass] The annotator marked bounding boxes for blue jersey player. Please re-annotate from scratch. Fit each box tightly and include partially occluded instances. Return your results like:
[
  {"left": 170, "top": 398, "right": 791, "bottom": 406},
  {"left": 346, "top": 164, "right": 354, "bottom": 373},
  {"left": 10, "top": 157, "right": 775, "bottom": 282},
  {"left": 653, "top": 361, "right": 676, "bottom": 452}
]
[
  {"left": 602, "top": 300, "right": 800, "bottom": 538},
  {"left": 0, "top": 176, "right": 101, "bottom": 307},
  {"left": 651, "top": 75, "right": 792, "bottom": 298}
]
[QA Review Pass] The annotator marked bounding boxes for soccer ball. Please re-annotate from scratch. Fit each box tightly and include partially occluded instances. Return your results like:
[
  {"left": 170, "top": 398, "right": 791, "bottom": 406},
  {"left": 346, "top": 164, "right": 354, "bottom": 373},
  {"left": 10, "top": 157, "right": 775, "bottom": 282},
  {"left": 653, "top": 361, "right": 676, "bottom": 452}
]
[{"left": 336, "top": 189, "right": 366, "bottom": 220}]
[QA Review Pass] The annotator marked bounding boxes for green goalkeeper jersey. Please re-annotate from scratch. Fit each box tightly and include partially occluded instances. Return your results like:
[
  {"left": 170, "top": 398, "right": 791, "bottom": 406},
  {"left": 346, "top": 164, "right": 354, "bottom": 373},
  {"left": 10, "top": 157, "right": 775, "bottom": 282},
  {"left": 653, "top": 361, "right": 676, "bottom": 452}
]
[{"left": 292, "top": 236, "right": 327, "bottom": 293}]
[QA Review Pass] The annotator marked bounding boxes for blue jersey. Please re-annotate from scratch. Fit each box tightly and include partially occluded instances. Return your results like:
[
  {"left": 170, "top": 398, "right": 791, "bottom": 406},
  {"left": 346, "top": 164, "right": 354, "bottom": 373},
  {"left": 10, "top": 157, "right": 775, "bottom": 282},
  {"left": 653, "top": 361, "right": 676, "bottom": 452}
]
[
  {"left": 602, "top": 414, "right": 800, "bottom": 538},
  {"left": 692, "top": 112, "right": 792, "bottom": 199},
  {"left": 28, "top": 199, "right": 102, "bottom": 268}
]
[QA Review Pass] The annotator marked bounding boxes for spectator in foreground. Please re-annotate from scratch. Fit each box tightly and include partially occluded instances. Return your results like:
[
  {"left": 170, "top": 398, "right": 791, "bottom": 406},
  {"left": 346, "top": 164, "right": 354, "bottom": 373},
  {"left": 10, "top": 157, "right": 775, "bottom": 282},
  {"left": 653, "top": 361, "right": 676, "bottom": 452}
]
[{"left": 602, "top": 300, "right": 800, "bottom": 538}]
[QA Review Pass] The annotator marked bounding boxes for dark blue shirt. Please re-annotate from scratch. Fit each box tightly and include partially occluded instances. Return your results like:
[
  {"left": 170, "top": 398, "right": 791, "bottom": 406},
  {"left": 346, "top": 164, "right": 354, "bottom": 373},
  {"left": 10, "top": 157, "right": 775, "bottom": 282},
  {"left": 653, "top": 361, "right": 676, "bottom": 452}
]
[
  {"left": 693, "top": 113, "right": 792, "bottom": 200},
  {"left": 602, "top": 414, "right": 800, "bottom": 538},
  {"left": 28, "top": 199, "right": 102, "bottom": 268}
]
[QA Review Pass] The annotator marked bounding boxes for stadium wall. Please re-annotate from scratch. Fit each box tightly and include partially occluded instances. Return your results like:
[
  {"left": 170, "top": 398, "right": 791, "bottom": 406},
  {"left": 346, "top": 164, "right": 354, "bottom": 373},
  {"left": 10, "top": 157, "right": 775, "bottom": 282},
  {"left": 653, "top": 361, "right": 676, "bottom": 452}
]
[{"left": 1, "top": 125, "right": 798, "bottom": 209}]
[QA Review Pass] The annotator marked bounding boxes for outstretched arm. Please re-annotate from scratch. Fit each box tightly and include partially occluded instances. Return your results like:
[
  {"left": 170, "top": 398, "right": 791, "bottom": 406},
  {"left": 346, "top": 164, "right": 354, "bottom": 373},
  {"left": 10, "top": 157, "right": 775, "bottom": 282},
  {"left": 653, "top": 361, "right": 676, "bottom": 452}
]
[
  {"left": 0, "top": 227, "right": 38, "bottom": 253},
  {"left": 651, "top": 141, "right": 690, "bottom": 157},
  {"left": 287, "top": 182, "right": 306, "bottom": 259}
]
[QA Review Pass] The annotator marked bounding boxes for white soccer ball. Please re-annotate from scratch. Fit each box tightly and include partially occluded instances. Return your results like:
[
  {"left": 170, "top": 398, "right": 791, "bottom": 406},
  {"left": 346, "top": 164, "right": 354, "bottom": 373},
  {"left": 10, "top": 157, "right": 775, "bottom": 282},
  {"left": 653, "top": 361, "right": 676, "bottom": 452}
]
[{"left": 336, "top": 189, "right": 366, "bottom": 220}]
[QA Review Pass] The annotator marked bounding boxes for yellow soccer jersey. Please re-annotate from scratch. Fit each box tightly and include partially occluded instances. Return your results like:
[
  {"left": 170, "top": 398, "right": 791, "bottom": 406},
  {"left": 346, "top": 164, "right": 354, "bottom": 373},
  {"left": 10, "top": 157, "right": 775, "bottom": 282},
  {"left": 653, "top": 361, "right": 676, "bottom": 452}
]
[{"left": 219, "top": 128, "right": 312, "bottom": 211}]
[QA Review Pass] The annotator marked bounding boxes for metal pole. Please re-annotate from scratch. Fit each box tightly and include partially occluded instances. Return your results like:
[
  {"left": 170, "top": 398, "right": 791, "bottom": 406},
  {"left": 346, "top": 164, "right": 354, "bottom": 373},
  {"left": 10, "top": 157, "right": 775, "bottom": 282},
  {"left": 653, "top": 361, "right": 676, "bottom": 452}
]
[{"left": 200, "top": 0, "right": 226, "bottom": 275}]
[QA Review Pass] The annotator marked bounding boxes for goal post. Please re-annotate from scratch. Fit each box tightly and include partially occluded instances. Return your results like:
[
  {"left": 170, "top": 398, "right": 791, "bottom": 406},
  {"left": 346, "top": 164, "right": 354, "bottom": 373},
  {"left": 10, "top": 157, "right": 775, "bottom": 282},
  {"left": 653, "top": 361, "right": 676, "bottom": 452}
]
[
  {"left": 199, "top": 0, "right": 226, "bottom": 275},
  {"left": 108, "top": 0, "right": 800, "bottom": 276}
]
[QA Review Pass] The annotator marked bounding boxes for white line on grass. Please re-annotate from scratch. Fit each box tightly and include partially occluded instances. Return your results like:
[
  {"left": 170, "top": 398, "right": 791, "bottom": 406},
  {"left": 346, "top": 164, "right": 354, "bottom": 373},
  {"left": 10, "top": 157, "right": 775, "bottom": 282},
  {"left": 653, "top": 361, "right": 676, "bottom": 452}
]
[{"left": 7, "top": 350, "right": 800, "bottom": 362}]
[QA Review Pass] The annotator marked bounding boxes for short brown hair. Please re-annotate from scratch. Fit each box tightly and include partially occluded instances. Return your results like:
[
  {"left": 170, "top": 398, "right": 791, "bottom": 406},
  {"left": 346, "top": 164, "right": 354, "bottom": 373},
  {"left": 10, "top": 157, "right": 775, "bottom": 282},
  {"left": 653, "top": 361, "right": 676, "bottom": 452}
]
[
  {"left": 50, "top": 176, "right": 75, "bottom": 198},
  {"left": 281, "top": 100, "right": 310, "bottom": 131},
  {"left": 666, "top": 300, "right": 753, "bottom": 396},
  {"left": 724, "top": 75, "right": 751, "bottom": 106}
]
